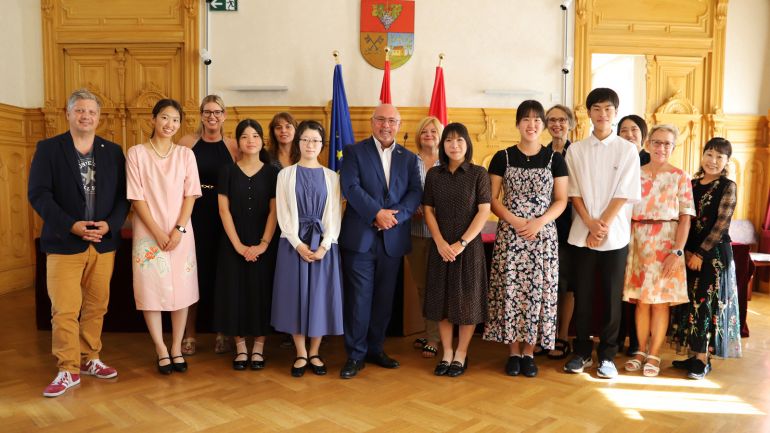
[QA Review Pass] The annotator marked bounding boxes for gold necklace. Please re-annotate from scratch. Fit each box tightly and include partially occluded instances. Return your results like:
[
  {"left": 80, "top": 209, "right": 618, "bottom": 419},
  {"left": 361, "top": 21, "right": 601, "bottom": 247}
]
[{"left": 149, "top": 137, "right": 174, "bottom": 159}]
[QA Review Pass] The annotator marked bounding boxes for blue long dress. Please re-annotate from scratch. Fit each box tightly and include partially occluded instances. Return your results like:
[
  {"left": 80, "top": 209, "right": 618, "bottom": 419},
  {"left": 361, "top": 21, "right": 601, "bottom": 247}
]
[{"left": 271, "top": 166, "right": 344, "bottom": 337}]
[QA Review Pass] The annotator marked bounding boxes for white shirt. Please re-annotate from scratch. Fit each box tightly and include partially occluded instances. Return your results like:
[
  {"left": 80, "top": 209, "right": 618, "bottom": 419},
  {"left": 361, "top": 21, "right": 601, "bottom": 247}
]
[
  {"left": 565, "top": 132, "right": 641, "bottom": 251},
  {"left": 373, "top": 136, "right": 396, "bottom": 188}
]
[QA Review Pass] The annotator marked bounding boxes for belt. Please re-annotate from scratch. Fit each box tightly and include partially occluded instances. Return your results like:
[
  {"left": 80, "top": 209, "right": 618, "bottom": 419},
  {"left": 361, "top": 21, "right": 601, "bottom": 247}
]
[
  {"left": 201, "top": 184, "right": 215, "bottom": 190},
  {"left": 633, "top": 219, "right": 677, "bottom": 224}
]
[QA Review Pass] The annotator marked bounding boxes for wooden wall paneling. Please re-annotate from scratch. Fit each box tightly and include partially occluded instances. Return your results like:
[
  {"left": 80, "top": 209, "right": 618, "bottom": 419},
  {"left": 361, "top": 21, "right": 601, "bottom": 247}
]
[{"left": 0, "top": 105, "right": 44, "bottom": 294}]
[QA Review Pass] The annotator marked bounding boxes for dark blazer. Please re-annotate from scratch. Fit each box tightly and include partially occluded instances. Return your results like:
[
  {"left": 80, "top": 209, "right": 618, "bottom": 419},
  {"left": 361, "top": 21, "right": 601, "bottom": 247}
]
[
  {"left": 28, "top": 131, "right": 129, "bottom": 254},
  {"left": 339, "top": 137, "right": 422, "bottom": 257}
]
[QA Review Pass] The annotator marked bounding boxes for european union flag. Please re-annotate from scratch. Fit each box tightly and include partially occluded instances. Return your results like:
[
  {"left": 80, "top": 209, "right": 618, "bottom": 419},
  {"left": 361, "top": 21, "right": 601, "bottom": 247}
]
[{"left": 329, "top": 64, "right": 354, "bottom": 171}]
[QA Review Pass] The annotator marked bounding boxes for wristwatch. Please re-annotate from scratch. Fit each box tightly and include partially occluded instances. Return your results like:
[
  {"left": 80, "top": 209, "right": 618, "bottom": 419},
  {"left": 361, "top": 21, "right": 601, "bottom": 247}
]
[
  {"left": 671, "top": 249, "right": 683, "bottom": 257},
  {"left": 175, "top": 225, "right": 187, "bottom": 234},
  {"left": 460, "top": 239, "right": 468, "bottom": 247}
]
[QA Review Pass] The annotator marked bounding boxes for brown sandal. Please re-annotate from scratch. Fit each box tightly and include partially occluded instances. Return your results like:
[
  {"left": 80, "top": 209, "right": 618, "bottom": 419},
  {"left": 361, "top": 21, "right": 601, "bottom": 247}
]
[{"left": 181, "top": 337, "right": 196, "bottom": 356}]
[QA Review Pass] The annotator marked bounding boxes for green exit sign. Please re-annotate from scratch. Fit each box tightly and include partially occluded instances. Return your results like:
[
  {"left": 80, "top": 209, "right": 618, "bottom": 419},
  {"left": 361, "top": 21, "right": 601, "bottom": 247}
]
[{"left": 209, "top": 0, "right": 237, "bottom": 11}]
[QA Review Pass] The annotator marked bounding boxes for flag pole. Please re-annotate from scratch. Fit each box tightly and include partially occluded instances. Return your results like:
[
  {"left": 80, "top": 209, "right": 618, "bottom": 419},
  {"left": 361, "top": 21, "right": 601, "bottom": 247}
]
[
  {"left": 333, "top": 50, "right": 340, "bottom": 65},
  {"left": 438, "top": 52, "right": 445, "bottom": 67}
]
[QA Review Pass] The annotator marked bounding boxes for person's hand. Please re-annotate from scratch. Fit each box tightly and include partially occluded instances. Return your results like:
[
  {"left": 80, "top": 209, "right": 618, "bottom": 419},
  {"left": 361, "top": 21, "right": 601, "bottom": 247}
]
[
  {"left": 437, "top": 239, "right": 457, "bottom": 262},
  {"left": 661, "top": 253, "right": 682, "bottom": 279},
  {"left": 296, "top": 243, "right": 315, "bottom": 263},
  {"left": 243, "top": 245, "right": 261, "bottom": 262},
  {"left": 449, "top": 241, "right": 465, "bottom": 256},
  {"left": 310, "top": 246, "right": 328, "bottom": 261},
  {"left": 587, "top": 218, "right": 609, "bottom": 237},
  {"left": 413, "top": 205, "right": 424, "bottom": 219},
  {"left": 517, "top": 218, "right": 544, "bottom": 241},
  {"left": 687, "top": 254, "right": 703, "bottom": 271},
  {"left": 506, "top": 215, "right": 525, "bottom": 230},
  {"left": 153, "top": 229, "right": 171, "bottom": 250},
  {"left": 374, "top": 209, "right": 399, "bottom": 230},
  {"left": 90, "top": 221, "right": 110, "bottom": 236},
  {"left": 71, "top": 220, "right": 103, "bottom": 242},
  {"left": 163, "top": 229, "right": 182, "bottom": 251},
  {"left": 586, "top": 232, "right": 604, "bottom": 248}
]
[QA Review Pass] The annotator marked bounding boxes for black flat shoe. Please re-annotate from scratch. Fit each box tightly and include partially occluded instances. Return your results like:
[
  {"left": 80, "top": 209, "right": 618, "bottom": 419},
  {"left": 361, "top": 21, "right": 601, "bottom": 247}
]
[
  {"left": 308, "top": 355, "right": 327, "bottom": 376},
  {"left": 233, "top": 352, "right": 248, "bottom": 371},
  {"left": 672, "top": 356, "right": 696, "bottom": 370},
  {"left": 250, "top": 352, "right": 265, "bottom": 370},
  {"left": 171, "top": 355, "right": 187, "bottom": 373},
  {"left": 291, "top": 357, "right": 308, "bottom": 377},
  {"left": 447, "top": 358, "right": 468, "bottom": 377},
  {"left": 505, "top": 356, "right": 521, "bottom": 376},
  {"left": 339, "top": 358, "right": 365, "bottom": 379},
  {"left": 157, "top": 356, "right": 173, "bottom": 375},
  {"left": 365, "top": 352, "right": 400, "bottom": 369},
  {"left": 521, "top": 356, "right": 538, "bottom": 377},
  {"left": 434, "top": 360, "right": 451, "bottom": 376}
]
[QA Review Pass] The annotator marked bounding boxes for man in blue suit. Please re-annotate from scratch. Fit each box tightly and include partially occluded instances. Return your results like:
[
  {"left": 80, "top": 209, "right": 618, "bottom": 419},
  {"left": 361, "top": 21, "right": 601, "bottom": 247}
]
[
  {"left": 29, "top": 89, "right": 129, "bottom": 397},
  {"left": 339, "top": 104, "right": 422, "bottom": 378}
]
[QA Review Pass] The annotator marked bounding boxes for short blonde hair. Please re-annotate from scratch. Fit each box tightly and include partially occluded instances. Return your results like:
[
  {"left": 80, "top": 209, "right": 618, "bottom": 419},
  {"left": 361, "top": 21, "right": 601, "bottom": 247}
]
[
  {"left": 647, "top": 123, "right": 679, "bottom": 145},
  {"left": 415, "top": 116, "right": 444, "bottom": 151}
]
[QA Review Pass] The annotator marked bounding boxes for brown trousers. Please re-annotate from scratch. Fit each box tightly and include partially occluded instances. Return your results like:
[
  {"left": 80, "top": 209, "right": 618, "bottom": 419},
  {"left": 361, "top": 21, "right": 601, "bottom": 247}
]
[{"left": 47, "top": 245, "right": 115, "bottom": 373}]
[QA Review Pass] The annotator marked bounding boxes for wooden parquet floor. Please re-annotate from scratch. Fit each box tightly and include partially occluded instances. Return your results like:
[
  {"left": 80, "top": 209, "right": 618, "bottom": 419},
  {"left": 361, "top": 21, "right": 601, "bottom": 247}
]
[{"left": 1, "top": 289, "right": 769, "bottom": 433}]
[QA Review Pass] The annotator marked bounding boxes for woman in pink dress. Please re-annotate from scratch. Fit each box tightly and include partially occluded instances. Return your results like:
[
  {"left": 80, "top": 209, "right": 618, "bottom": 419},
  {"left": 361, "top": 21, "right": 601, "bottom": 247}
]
[
  {"left": 622, "top": 124, "right": 695, "bottom": 377},
  {"left": 127, "top": 99, "right": 202, "bottom": 375}
]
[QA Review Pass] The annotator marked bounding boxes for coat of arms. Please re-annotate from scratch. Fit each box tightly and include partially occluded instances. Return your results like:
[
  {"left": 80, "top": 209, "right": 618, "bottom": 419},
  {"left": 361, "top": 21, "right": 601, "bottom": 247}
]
[{"left": 360, "top": 0, "right": 415, "bottom": 70}]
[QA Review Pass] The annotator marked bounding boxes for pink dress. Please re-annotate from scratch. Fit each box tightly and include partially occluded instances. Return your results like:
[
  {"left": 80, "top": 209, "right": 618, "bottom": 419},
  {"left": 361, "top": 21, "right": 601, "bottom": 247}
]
[
  {"left": 127, "top": 144, "right": 202, "bottom": 311},
  {"left": 623, "top": 167, "right": 695, "bottom": 305}
]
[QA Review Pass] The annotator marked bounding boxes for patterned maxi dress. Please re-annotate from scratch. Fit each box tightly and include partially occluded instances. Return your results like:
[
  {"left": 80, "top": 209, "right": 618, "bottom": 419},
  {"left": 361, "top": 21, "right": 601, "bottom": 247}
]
[
  {"left": 671, "top": 176, "right": 742, "bottom": 358},
  {"left": 483, "top": 150, "right": 559, "bottom": 349}
]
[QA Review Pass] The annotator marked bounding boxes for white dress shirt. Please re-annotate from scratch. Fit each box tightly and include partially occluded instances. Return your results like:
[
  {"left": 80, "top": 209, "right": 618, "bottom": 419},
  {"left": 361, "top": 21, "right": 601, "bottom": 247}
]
[
  {"left": 373, "top": 137, "right": 396, "bottom": 188},
  {"left": 565, "top": 132, "right": 641, "bottom": 251}
]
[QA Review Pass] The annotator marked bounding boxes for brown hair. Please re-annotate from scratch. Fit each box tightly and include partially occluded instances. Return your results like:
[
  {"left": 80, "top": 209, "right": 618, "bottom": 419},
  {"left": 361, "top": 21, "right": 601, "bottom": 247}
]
[{"left": 268, "top": 112, "right": 298, "bottom": 162}]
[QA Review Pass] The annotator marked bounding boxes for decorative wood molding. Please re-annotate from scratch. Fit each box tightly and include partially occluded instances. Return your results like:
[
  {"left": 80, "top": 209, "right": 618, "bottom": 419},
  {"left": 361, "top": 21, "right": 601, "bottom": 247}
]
[{"left": 0, "top": 104, "right": 44, "bottom": 294}]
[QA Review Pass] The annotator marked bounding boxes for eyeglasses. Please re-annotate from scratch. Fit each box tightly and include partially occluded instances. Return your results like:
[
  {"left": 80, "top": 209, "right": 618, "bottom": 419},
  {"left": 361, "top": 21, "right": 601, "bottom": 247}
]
[
  {"left": 649, "top": 139, "right": 674, "bottom": 149},
  {"left": 547, "top": 117, "right": 569, "bottom": 125},
  {"left": 202, "top": 110, "right": 224, "bottom": 117},
  {"left": 299, "top": 138, "right": 323, "bottom": 145},
  {"left": 373, "top": 116, "right": 400, "bottom": 126}
]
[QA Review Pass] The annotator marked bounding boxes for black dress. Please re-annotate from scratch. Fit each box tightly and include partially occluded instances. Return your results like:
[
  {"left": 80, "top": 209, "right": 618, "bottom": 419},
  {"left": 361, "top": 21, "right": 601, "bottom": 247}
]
[
  {"left": 214, "top": 163, "right": 279, "bottom": 336},
  {"left": 190, "top": 139, "right": 233, "bottom": 331},
  {"left": 422, "top": 162, "right": 491, "bottom": 325}
]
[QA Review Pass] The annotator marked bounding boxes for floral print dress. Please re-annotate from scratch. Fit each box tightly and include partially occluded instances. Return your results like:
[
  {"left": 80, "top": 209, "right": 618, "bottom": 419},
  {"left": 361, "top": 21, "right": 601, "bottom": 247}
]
[
  {"left": 483, "top": 150, "right": 559, "bottom": 349},
  {"left": 671, "top": 176, "right": 742, "bottom": 358},
  {"left": 623, "top": 168, "right": 695, "bottom": 304}
]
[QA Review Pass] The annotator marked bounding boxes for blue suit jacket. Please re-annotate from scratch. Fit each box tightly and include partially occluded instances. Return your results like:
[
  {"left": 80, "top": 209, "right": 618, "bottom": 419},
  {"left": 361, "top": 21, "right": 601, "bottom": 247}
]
[
  {"left": 339, "top": 137, "right": 422, "bottom": 257},
  {"left": 28, "top": 131, "right": 129, "bottom": 254}
]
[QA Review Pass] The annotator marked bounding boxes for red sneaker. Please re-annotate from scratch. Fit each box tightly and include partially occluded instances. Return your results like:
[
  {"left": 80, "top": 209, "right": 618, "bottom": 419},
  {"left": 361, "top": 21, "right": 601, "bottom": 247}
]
[
  {"left": 80, "top": 359, "right": 118, "bottom": 379},
  {"left": 43, "top": 371, "right": 80, "bottom": 397}
]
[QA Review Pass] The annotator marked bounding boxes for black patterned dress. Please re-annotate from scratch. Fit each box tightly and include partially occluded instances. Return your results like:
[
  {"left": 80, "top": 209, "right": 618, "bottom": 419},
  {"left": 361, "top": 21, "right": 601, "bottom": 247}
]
[
  {"left": 483, "top": 146, "right": 565, "bottom": 349},
  {"left": 671, "top": 176, "right": 742, "bottom": 357}
]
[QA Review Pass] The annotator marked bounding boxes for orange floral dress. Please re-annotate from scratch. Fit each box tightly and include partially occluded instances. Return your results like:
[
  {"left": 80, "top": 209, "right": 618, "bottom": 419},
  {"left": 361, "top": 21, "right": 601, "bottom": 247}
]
[{"left": 623, "top": 167, "right": 695, "bottom": 305}]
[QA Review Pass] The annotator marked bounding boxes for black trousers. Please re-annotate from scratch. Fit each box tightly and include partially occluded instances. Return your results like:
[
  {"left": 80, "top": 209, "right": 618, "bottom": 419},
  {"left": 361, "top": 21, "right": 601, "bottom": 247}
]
[{"left": 571, "top": 245, "right": 628, "bottom": 361}]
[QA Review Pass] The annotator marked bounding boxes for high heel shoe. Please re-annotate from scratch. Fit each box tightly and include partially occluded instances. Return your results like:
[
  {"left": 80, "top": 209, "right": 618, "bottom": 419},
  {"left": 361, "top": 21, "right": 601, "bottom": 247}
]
[
  {"left": 447, "top": 357, "right": 468, "bottom": 377},
  {"left": 171, "top": 355, "right": 188, "bottom": 373},
  {"left": 157, "top": 356, "right": 173, "bottom": 375}
]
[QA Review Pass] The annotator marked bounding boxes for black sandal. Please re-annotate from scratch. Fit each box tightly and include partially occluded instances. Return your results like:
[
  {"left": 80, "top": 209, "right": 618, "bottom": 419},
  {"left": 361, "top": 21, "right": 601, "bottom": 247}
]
[
  {"left": 547, "top": 338, "right": 572, "bottom": 360},
  {"left": 533, "top": 345, "right": 548, "bottom": 357},
  {"left": 421, "top": 344, "right": 438, "bottom": 358},
  {"left": 413, "top": 338, "right": 428, "bottom": 350},
  {"left": 250, "top": 352, "right": 265, "bottom": 370},
  {"left": 233, "top": 352, "right": 248, "bottom": 370}
]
